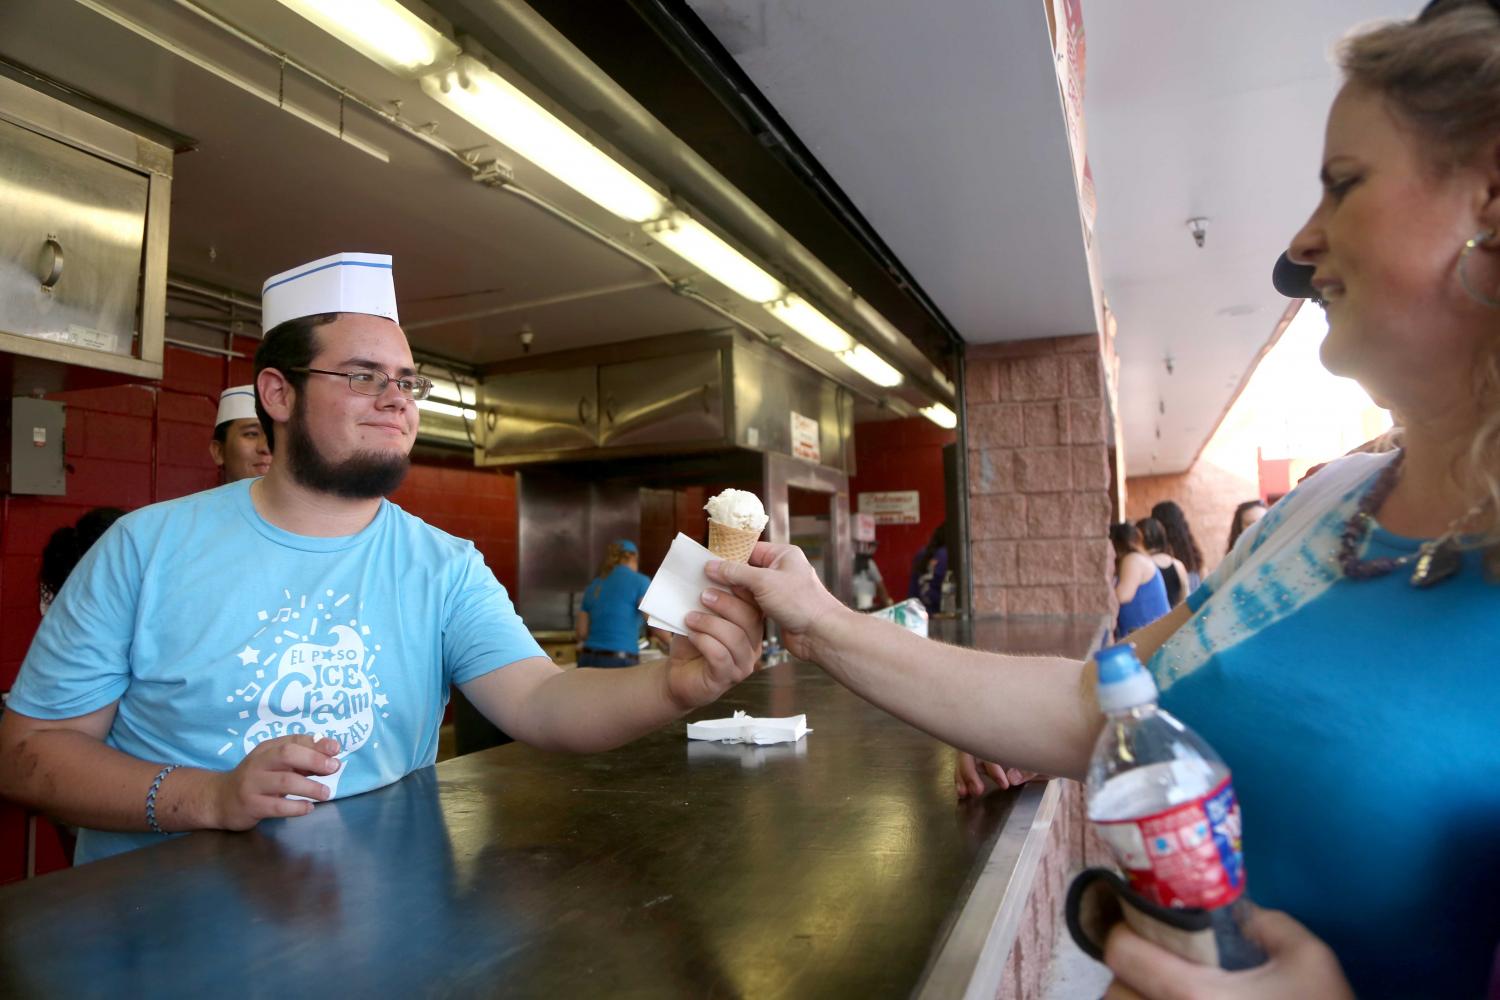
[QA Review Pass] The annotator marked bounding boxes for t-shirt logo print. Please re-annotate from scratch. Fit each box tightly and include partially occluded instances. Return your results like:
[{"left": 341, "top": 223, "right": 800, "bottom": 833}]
[{"left": 229, "top": 588, "right": 388, "bottom": 798}]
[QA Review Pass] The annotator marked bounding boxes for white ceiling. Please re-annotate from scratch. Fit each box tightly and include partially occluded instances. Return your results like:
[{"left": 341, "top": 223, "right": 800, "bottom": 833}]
[
  {"left": 686, "top": 0, "right": 1098, "bottom": 343},
  {"left": 686, "top": 0, "right": 1418, "bottom": 475},
  {"left": 1086, "top": 0, "right": 1414, "bottom": 474}
]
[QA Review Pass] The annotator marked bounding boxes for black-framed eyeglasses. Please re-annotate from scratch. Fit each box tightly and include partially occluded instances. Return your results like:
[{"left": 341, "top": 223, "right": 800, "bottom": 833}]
[
  {"left": 1418, "top": 0, "right": 1500, "bottom": 20},
  {"left": 292, "top": 367, "right": 435, "bottom": 401}
]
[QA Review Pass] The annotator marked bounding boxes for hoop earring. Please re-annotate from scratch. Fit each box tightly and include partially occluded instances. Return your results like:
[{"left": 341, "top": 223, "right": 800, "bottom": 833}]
[{"left": 1458, "top": 230, "right": 1500, "bottom": 309}]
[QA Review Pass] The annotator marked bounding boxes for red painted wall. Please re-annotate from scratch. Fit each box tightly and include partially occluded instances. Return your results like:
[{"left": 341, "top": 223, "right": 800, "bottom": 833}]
[{"left": 848, "top": 417, "right": 955, "bottom": 602}]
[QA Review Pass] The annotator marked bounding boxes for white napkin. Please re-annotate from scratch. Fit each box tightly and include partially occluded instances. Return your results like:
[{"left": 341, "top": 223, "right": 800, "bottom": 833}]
[
  {"left": 639, "top": 532, "right": 722, "bottom": 636},
  {"left": 685, "top": 710, "right": 811, "bottom": 745}
]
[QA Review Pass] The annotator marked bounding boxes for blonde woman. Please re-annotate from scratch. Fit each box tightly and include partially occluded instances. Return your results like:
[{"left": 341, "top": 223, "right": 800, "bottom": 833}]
[{"left": 707, "top": 2, "right": 1500, "bottom": 994}]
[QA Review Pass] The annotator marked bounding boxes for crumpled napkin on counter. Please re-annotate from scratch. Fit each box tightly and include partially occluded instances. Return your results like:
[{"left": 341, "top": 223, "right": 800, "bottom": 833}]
[
  {"left": 639, "top": 532, "right": 720, "bottom": 636},
  {"left": 685, "top": 710, "right": 811, "bottom": 745}
]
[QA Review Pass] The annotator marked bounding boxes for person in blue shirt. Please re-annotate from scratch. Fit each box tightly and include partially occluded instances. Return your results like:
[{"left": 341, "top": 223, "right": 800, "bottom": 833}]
[
  {"left": 576, "top": 540, "right": 657, "bottom": 667},
  {"left": 707, "top": 2, "right": 1500, "bottom": 993},
  {"left": 1110, "top": 522, "right": 1171, "bottom": 638},
  {"left": 0, "top": 254, "right": 763, "bottom": 864}
]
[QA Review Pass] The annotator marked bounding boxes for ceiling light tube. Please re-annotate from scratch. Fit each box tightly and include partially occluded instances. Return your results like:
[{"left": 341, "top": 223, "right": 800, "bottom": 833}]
[
  {"left": 764, "top": 295, "right": 854, "bottom": 353},
  {"left": 853, "top": 297, "right": 904, "bottom": 346},
  {"left": 272, "top": 0, "right": 460, "bottom": 77},
  {"left": 920, "top": 403, "right": 957, "bottom": 429},
  {"left": 417, "top": 399, "right": 477, "bottom": 420},
  {"left": 838, "top": 344, "right": 904, "bottom": 387},
  {"left": 646, "top": 212, "right": 786, "bottom": 303},
  {"left": 423, "top": 59, "right": 668, "bottom": 223}
]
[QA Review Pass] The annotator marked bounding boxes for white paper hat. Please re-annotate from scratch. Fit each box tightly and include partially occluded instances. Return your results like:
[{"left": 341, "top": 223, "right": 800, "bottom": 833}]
[
  {"left": 216, "top": 385, "right": 258, "bottom": 427},
  {"left": 260, "top": 252, "right": 399, "bottom": 333}
]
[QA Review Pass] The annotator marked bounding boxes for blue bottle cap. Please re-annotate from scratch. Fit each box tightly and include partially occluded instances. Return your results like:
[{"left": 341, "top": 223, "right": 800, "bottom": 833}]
[
  {"left": 1096, "top": 643, "right": 1143, "bottom": 683},
  {"left": 1094, "top": 642, "right": 1159, "bottom": 711}
]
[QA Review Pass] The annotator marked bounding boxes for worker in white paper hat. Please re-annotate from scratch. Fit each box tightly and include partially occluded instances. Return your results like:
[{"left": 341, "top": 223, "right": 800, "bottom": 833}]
[
  {"left": 210, "top": 385, "right": 272, "bottom": 482},
  {"left": 1, "top": 251, "right": 764, "bottom": 866}
]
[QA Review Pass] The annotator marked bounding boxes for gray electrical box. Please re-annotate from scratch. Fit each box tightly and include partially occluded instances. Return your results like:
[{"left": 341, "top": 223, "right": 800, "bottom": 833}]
[{"left": 6, "top": 398, "right": 66, "bottom": 495}]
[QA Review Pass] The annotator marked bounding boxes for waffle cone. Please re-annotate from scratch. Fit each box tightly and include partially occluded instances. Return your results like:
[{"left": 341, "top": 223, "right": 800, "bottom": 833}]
[{"left": 707, "top": 521, "right": 761, "bottom": 563}]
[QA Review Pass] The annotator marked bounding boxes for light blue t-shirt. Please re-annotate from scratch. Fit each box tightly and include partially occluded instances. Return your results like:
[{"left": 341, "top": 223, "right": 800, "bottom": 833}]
[
  {"left": 580, "top": 564, "right": 651, "bottom": 653},
  {"left": 10, "top": 480, "right": 544, "bottom": 863},
  {"left": 1148, "top": 452, "right": 1500, "bottom": 998}
]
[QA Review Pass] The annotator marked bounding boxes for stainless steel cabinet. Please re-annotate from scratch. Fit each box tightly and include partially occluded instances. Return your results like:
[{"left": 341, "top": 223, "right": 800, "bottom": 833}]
[
  {"left": 0, "top": 117, "right": 147, "bottom": 359},
  {"left": 598, "top": 350, "right": 723, "bottom": 448},
  {"left": 479, "top": 365, "right": 598, "bottom": 461},
  {"left": 0, "top": 75, "right": 170, "bottom": 385}
]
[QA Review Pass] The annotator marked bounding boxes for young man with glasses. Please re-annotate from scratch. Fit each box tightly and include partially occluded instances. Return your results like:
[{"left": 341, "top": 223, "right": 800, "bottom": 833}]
[{"left": 0, "top": 253, "right": 764, "bottom": 864}]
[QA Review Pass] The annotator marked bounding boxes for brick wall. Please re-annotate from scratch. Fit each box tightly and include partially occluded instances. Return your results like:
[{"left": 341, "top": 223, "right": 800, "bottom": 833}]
[
  {"left": 848, "top": 416, "right": 956, "bottom": 600},
  {"left": 387, "top": 458, "right": 519, "bottom": 591},
  {"left": 964, "top": 335, "right": 1115, "bottom": 615}
]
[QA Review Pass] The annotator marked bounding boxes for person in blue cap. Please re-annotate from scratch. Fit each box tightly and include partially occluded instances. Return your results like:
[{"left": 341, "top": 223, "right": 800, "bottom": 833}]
[{"left": 576, "top": 540, "right": 659, "bottom": 667}]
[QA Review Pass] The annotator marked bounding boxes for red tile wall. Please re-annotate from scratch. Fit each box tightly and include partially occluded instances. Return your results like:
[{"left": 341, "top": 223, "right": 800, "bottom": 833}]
[
  {"left": 848, "top": 416, "right": 956, "bottom": 602},
  {"left": 386, "top": 459, "right": 519, "bottom": 593}
]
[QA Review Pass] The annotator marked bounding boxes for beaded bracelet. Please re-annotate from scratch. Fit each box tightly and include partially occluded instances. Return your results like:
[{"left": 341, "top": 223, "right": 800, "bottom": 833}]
[{"left": 145, "top": 763, "right": 182, "bottom": 835}]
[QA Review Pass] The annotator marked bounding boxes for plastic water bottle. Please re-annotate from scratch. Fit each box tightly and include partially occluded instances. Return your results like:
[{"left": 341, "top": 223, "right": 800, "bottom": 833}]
[
  {"left": 939, "top": 571, "right": 957, "bottom": 614},
  {"left": 1084, "top": 643, "right": 1265, "bottom": 969}
]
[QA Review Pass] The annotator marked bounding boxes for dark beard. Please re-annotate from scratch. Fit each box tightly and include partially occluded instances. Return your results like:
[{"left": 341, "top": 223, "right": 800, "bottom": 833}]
[{"left": 284, "top": 401, "right": 410, "bottom": 499}]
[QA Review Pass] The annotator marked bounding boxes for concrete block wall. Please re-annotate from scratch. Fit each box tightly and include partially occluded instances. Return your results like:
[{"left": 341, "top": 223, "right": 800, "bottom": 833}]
[{"left": 965, "top": 335, "right": 1115, "bottom": 616}]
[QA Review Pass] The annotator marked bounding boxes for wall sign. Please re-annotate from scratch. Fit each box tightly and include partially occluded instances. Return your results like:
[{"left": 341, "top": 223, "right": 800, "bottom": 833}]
[
  {"left": 790, "top": 411, "right": 821, "bottom": 463},
  {"left": 858, "top": 490, "right": 920, "bottom": 525}
]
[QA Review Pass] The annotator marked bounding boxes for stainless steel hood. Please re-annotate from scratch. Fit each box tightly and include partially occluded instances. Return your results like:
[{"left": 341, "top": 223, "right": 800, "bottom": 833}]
[{"left": 475, "top": 328, "right": 857, "bottom": 474}]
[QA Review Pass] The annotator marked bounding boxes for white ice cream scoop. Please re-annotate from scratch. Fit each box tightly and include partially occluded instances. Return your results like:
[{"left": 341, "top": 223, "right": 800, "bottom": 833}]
[{"left": 703, "top": 489, "right": 768, "bottom": 533}]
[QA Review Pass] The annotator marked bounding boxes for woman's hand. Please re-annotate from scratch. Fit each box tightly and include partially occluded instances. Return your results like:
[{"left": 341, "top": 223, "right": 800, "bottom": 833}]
[
  {"left": 954, "top": 750, "right": 1040, "bottom": 798},
  {"left": 704, "top": 543, "right": 848, "bottom": 661},
  {"left": 1103, "top": 906, "right": 1353, "bottom": 1000}
]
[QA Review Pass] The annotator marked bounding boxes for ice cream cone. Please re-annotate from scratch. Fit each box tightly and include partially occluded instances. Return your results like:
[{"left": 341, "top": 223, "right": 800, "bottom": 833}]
[{"left": 707, "top": 520, "right": 761, "bottom": 563}]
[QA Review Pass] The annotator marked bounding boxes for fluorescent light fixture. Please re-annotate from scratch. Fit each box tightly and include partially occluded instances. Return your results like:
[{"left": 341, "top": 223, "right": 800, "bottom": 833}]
[
  {"left": 838, "top": 344, "right": 904, "bottom": 387},
  {"left": 920, "top": 403, "right": 957, "bottom": 429},
  {"left": 424, "top": 59, "right": 668, "bottom": 223},
  {"left": 853, "top": 297, "right": 904, "bottom": 346},
  {"left": 273, "top": 0, "right": 459, "bottom": 76},
  {"left": 647, "top": 212, "right": 785, "bottom": 303},
  {"left": 422, "top": 374, "right": 475, "bottom": 404},
  {"left": 417, "top": 399, "right": 476, "bottom": 420},
  {"left": 765, "top": 295, "right": 853, "bottom": 353}
]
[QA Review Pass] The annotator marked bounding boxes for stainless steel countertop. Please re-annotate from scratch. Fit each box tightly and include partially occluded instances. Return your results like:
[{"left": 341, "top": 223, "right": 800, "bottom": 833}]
[{"left": 0, "top": 615, "right": 1103, "bottom": 999}]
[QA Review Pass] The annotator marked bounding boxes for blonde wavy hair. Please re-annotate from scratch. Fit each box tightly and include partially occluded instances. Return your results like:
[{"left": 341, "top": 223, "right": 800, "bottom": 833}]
[{"left": 1338, "top": 1, "right": 1500, "bottom": 542}]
